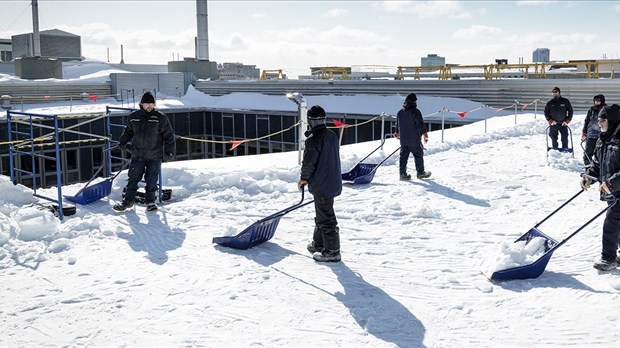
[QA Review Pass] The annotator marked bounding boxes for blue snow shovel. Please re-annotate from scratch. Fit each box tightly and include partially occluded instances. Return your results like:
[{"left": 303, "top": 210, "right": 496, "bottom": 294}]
[
  {"left": 65, "top": 148, "right": 128, "bottom": 205},
  {"left": 212, "top": 187, "right": 314, "bottom": 250},
  {"left": 491, "top": 184, "right": 612, "bottom": 281},
  {"left": 342, "top": 133, "right": 400, "bottom": 184}
]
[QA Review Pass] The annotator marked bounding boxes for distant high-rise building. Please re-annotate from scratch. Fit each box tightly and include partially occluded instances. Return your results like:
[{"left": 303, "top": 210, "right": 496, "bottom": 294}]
[
  {"left": 421, "top": 54, "right": 445, "bottom": 67},
  {"left": 533, "top": 48, "right": 550, "bottom": 63}
]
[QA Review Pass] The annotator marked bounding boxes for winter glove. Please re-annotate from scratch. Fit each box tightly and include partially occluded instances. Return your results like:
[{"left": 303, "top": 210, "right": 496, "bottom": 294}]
[
  {"left": 422, "top": 132, "right": 428, "bottom": 144},
  {"left": 297, "top": 179, "right": 308, "bottom": 191},
  {"left": 548, "top": 120, "right": 557, "bottom": 126},
  {"left": 393, "top": 131, "right": 399, "bottom": 139},
  {"left": 600, "top": 181, "right": 613, "bottom": 195},
  {"left": 580, "top": 178, "right": 592, "bottom": 191}
]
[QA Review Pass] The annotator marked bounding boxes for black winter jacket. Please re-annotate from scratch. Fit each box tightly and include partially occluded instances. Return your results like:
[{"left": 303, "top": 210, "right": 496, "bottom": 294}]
[
  {"left": 119, "top": 107, "right": 176, "bottom": 162},
  {"left": 396, "top": 105, "right": 427, "bottom": 146},
  {"left": 582, "top": 105, "right": 604, "bottom": 139},
  {"left": 544, "top": 96, "right": 573, "bottom": 123},
  {"left": 586, "top": 122, "right": 620, "bottom": 200},
  {"left": 300, "top": 124, "right": 342, "bottom": 199}
]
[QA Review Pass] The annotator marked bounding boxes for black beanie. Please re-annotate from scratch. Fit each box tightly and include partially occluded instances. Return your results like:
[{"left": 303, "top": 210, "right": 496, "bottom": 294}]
[
  {"left": 405, "top": 93, "right": 417, "bottom": 102},
  {"left": 140, "top": 91, "right": 155, "bottom": 104},
  {"left": 599, "top": 104, "right": 620, "bottom": 125},
  {"left": 307, "top": 105, "right": 326, "bottom": 119},
  {"left": 552, "top": 87, "right": 561, "bottom": 93},
  {"left": 594, "top": 94, "right": 605, "bottom": 104}
]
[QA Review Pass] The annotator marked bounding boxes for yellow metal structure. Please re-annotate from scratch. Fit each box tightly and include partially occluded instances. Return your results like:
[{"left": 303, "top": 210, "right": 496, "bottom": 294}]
[
  {"left": 260, "top": 69, "right": 283, "bottom": 80},
  {"left": 396, "top": 61, "right": 620, "bottom": 80},
  {"left": 320, "top": 67, "right": 349, "bottom": 80}
]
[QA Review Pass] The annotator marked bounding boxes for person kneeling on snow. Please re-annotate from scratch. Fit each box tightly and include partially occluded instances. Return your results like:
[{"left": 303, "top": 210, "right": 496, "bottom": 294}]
[
  {"left": 298, "top": 105, "right": 343, "bottom": 262},
  {"left": 581, "top": 104, "right": 620, "bottom": 271}
]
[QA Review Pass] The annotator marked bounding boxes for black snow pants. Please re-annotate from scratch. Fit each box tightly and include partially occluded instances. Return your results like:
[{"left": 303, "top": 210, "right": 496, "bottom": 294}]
[
  {"left": 124, "top": 160, "right": 161, "bottom": 204},
  {"left": 601, "top": 200, "right": 620, "bottom": 261},
  {"left": 312, "top": 196, "right": 340, "bottom": 252},
  {"left": 400, "top": 144, "right": 425, "bottom": 176}
]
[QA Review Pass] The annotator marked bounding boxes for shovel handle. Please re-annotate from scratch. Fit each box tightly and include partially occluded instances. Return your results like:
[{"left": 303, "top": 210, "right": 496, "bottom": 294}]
[{"left": 535, "top": 189, "right": 584, "bottom": 227}]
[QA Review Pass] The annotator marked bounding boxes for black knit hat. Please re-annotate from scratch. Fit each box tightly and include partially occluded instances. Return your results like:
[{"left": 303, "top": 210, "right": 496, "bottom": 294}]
[
  {"left": 307, "top": 105, "right": 326, "bottom": 119},
  {"left": 552, "top": 86, "right": 561, "bottom": 93},
  {"left": 599, "top": 104, "right": 620, "bottom": 125},
  {"left": 594, "top": 94, "right": 605, "bottom": 104},
  {"left": 405, "top": 93, "right": 417, "bottom": 102},
  {"left": 140, "top": 91, "right": 155, "bottom": 104}
]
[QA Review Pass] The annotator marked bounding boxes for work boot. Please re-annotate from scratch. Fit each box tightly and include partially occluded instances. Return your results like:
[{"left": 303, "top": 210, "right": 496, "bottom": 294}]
[
  {"left": 113, "top": 200, "right": 134, "bottom": 212},
  {"left": 307, "top": 241, "right": 324, "bottom": 254},
  {"left": 400, "top": 174, "right": 412, "bottom": 181},
  {"left": 593, "top": 258, "right": 618, "bottom": 271},
  {"left": 146, "top": 203, "right": 158, "bottom": 212},
  {"left": 417, "top": 171, "right": 432, "bottom": 179},
  {"left": 313, "top": 250, "right": 341, "bottom": 262}
]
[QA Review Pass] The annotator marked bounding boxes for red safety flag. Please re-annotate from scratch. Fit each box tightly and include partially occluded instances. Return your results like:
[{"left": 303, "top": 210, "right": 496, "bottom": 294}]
[
  {"left": 333, "top": 120, "right": 346, "bottom": 127},
  {"left": 43, "top": 96, "right": 50, "bottom": 100},
  {"left": 521, "top": 103, "right": 529, "bottom": 111},
  {"left": 229, "top": 140, "right": 244, "bottom": 151},
  {"left": 89, "top": 95, "right": 97, "bottom": 102},
  {"left": 458, "top": 112, "right": 467, "bottom": 118}
]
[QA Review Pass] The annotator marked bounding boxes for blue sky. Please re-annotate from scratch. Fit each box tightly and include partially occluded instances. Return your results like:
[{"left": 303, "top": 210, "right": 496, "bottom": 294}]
[{"left": 2, "top": 1, "right": 620, "bottom": 78}]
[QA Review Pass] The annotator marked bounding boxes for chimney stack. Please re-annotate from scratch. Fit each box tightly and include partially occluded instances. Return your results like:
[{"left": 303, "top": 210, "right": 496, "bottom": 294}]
[{"left": 196, "top": 0, "right": 209, "bottom": 60}]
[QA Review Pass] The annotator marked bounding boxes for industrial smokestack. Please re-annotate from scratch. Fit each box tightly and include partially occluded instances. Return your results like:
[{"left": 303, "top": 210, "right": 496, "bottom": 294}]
[
  {"left": 196, "top": 0, "right": 209, "bottom": 60},
  {"left": 120, "top": 44, "right": 124, "bottom": 64},
  {"left": 31, "top": 0, "right": 41, "bottom": 57}
]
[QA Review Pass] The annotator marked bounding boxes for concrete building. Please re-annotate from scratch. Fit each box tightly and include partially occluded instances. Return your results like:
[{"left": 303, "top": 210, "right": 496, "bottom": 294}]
[
  {"left": 0, "top": 39, "right": 12, "bottom": 61},
  {"left": 533, "top": 48, "right": 550, "bottom": 63},
  {"left": 421, "top": 54, "right": 445, "bottom": 67},
  {"left": 11, "top": 29, "right": 81, "bottom": 61},
  {"left": 218, "top": 62, "right": 260, "bottom": 80}
]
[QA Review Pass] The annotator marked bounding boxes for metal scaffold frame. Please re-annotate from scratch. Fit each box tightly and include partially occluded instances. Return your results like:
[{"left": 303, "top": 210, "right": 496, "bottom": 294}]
[{"left": 6, "top": 110, "right": 112, "bottom": 219}]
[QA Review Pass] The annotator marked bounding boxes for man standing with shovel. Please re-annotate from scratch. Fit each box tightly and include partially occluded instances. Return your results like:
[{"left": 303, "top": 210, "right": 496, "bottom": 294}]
[
  {"left": 581, "top": 104, "right": 620, "bottom": 271},
  {"left": 298, "top": 105, "right": 343, "bottom": 262}
]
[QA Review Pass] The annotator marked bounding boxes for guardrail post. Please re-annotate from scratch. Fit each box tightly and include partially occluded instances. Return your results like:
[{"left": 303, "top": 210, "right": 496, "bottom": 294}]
[
  {"left": 514, "top": 101, "right": 518, "bottom": 125},
  {"left": 441, "top": 108, "right": 446, "bottom": 143},
  {"left": 286, "top": 92, "right": 307, "bottom": 165}
]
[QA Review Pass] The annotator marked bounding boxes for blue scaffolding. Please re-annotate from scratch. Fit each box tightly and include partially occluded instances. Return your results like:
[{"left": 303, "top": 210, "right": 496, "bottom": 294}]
[{"left": 7, "top": 110, "right": 68, "bottom": 219}]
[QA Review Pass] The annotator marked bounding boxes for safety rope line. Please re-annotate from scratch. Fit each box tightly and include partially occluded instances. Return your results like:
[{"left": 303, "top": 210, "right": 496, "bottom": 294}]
[
  {"left": 0, "top": 97, "right": 544, "bottom": 148},
  {"left": 12, "top": 137, "right": 110, "bottom": 149},
  {"left": 178, "top": 121, "right": 302, "bottom": 144},
  {"left": 327, "top": 115, "right": 380, "bottom": 129}
]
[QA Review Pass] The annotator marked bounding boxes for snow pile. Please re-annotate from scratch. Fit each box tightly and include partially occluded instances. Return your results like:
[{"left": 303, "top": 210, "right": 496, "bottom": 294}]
[{"left": 479, "top": 236, "right": 548, "bottom": 278}]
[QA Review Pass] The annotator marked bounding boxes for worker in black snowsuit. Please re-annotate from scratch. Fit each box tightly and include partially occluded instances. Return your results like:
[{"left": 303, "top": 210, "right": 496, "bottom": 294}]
[
  {"left": 298, "top": 105, "right": 343, "bottom": 262},
  {"left": 582, "top": 94, "right": 605, "bottom": 166},
  {"left": 114, "top": 91, "right": 176, "bottom": 212},
  {"left": 394, "top": 93, "right": 431, "bottom": 180},
  {"left": 544, "top": 86, "right": 574, "bottom": 149},
  {"left": 581, "top": 104, "right": 620, "bottom": 271}
]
